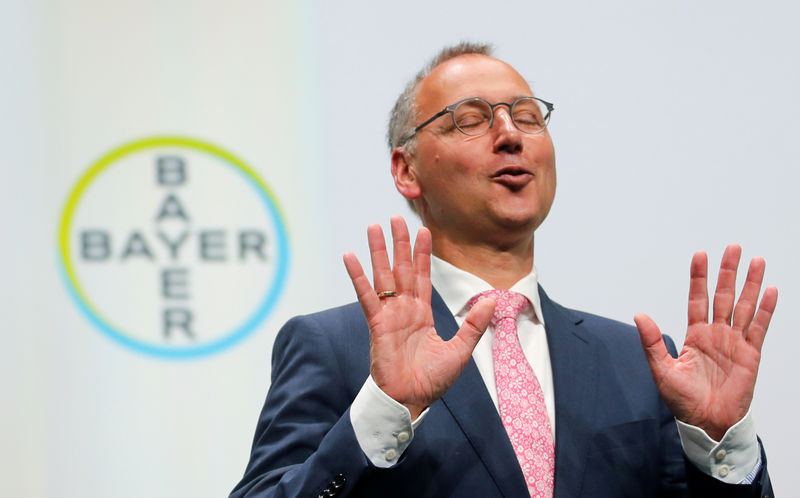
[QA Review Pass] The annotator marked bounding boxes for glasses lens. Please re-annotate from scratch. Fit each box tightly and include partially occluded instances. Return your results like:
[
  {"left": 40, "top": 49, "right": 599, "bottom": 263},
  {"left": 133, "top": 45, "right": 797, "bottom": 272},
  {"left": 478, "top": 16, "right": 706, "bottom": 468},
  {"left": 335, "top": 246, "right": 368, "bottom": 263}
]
[
  {"left": 452, "top": 99, "right": 493, "bottom": 136},
  {"left": 512, "top": 98, "right": 550, "bottom": 134}
]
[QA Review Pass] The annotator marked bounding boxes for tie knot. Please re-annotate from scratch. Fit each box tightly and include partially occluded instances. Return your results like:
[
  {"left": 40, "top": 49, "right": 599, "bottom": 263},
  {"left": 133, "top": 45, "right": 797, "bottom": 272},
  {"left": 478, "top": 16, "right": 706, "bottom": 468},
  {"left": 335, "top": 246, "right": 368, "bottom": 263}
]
[{"left": 468, "top": 289, "right": 529, "bottom": 324}]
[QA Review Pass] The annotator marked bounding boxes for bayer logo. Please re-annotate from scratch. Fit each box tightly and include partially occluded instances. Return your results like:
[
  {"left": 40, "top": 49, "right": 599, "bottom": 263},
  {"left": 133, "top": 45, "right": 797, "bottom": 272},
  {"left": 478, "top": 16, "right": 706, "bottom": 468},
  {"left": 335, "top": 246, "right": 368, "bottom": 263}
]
[{"left": 58, "top": 136, "right": 290, "bottom": 359}]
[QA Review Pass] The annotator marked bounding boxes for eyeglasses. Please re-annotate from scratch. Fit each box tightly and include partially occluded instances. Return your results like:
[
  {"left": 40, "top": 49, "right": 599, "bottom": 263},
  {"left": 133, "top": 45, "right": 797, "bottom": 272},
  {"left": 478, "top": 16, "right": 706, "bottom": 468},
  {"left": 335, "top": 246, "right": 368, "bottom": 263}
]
[{"left": 399, "top": 96, "right": 554, "bottom": 146}]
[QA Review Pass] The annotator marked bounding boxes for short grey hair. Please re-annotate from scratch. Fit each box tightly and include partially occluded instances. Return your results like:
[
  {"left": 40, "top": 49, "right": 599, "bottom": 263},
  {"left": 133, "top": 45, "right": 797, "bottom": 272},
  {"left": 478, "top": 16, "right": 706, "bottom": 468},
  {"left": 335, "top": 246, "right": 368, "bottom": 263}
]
[{"left": 387, "top": 42, "right": 494, "bottom": 154}]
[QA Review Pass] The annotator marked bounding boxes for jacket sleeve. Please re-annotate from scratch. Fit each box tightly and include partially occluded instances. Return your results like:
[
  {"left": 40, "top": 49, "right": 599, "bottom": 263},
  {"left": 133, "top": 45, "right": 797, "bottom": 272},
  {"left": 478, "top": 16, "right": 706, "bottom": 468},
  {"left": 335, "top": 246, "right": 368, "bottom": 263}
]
[{"left": 230, "top": 314, "right": 371, "bottom": 498}]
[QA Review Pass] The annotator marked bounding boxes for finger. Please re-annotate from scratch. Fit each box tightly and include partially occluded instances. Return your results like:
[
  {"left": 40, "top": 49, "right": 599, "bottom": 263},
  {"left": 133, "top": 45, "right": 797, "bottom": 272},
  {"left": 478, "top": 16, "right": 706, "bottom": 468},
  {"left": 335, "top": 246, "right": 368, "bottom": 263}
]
[
  {"left": 450, "top": 297, "right": 495, "bottom": 360},
  {"left": 634, "top": 313, "right": 675, "bottom": 383},
  {"left": 390, "top": 216, "right": 415, "bottom": 294},
  {"left": 732, "top": 257, "right": 765, "bottom": 331},
  {"left": 687, "top": 251, "right": 709, "bottom": 326},
  {"left": 343, "top": 252, "right": 381, "bottom": 318},
  {"left": 745, "top": 285, "right": 778, "bottom": 351},
  {"left": 413, "top": 226, "right": 433, "bottom": 303},
  {"left": 712, "top": 244, "right": 742, "bottom": 325},
  {"left": 367, "top": 223, "right": 396, "bottom": 295}
]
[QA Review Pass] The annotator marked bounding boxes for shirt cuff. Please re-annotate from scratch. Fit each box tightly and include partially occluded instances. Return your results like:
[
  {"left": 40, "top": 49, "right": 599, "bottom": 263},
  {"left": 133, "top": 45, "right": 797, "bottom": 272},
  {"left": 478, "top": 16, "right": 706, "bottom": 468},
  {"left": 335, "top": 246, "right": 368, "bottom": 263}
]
[
  {"left": 676, "top": 410, "right": 761, "bottom": 484},
  {"left": 349, "top": 375, "right": 429, "bottom": 468}
]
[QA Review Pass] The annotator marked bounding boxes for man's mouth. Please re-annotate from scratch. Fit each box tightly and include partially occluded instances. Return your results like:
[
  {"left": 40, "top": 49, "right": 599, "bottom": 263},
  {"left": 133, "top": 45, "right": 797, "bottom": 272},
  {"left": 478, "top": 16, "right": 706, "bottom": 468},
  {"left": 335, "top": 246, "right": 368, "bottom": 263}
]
[{"left": 491, "top": 167, "right": 533, "bottom": 188}]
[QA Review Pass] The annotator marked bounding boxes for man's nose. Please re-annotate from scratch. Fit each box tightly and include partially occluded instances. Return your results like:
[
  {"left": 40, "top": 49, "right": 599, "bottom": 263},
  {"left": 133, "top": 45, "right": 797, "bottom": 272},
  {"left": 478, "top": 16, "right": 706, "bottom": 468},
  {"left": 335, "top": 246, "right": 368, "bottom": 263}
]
[{"left": 492, "top": 107, "right": 522, "bottom": 153}]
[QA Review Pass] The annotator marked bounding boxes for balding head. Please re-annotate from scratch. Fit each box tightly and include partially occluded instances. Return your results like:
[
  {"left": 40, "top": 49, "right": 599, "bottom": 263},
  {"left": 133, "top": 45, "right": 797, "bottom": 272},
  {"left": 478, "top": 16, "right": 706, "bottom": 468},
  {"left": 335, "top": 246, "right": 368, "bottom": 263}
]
[{"left": 387, "top": 42, "right": 494, "bottom": 154}]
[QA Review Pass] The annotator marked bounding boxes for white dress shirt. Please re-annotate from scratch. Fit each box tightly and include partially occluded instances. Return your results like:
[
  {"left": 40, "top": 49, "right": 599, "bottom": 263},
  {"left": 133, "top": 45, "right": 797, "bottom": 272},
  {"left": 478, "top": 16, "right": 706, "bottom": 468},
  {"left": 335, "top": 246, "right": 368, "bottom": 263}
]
[{"left": 349, "top": 256, "right": 760, "bottom": 483}]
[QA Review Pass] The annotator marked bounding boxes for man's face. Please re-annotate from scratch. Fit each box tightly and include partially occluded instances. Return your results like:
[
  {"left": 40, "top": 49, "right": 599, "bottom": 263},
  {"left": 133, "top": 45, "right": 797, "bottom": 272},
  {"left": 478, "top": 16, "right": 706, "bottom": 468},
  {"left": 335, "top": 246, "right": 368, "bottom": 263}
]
[{"left": 401, "top": 54, "right": 556, "bottom": 247}]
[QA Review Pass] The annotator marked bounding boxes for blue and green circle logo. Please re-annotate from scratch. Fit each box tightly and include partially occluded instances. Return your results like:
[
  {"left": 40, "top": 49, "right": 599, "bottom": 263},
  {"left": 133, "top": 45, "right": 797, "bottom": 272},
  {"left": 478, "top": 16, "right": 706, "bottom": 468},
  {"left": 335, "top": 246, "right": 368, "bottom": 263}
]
[{"left": 59, "top": 136, "right": 289, "bottom": 358}]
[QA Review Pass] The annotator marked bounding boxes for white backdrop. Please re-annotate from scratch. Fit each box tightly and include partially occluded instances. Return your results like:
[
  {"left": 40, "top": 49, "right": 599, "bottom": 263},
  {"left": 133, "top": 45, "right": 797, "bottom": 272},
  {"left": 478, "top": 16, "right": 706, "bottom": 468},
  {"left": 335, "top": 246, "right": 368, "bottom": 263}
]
[{"left": 2, "top": 0, "right": 798, "bottom": 496}]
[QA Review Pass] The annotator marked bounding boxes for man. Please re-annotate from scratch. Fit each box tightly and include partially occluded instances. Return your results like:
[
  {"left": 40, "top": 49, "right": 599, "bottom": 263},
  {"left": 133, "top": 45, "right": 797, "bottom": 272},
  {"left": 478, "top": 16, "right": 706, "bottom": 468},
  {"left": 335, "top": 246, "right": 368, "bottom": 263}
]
[{"left": 231, "top": 43, "right": 776, "bottom": 497}]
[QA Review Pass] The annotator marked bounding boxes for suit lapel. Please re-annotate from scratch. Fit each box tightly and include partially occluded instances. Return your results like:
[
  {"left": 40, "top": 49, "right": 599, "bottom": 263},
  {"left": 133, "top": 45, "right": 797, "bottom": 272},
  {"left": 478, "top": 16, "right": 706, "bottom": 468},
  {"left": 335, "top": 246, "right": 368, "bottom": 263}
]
[
  {"left": 538, "top": 287, "right": 600, "bottom": 498},
  {"left": 432, "top": 289, "right": 530, "bottom": 498}
]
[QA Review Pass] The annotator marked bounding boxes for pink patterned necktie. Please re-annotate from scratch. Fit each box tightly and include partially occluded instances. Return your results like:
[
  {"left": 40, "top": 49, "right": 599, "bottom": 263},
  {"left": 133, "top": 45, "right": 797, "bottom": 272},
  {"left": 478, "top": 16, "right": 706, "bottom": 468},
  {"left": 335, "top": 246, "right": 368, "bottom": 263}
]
[{"left": 469, "top": 290, "right": 555, "bottom": 498}]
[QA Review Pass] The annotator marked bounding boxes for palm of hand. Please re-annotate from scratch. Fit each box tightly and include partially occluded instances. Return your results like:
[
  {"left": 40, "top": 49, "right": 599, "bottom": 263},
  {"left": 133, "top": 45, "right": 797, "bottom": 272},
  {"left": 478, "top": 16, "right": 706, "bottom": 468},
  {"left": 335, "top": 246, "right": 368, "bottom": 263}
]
[
  {"left": 368, "top": 295, "right": 471, "bottom": 410},
  {"left": 658, "top": 321, "right": 761, "bottom": 440},
  {"left": 635, "top": 245, "right": 777, "bottom": 441}
]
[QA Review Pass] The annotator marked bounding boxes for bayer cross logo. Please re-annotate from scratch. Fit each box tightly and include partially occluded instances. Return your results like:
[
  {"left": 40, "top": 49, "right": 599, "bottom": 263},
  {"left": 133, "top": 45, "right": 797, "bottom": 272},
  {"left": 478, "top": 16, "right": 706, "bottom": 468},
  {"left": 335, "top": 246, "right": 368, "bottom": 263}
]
[{"left": 59, "top": 137, "right": 290, "bottom": 358}]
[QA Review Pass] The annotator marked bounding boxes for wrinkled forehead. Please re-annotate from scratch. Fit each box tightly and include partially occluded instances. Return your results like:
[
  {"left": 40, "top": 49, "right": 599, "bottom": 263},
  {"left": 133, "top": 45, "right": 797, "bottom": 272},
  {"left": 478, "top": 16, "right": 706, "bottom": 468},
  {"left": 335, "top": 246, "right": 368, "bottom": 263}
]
[{"left": 415, "top": 55, "right": 534, "bottom": 114}]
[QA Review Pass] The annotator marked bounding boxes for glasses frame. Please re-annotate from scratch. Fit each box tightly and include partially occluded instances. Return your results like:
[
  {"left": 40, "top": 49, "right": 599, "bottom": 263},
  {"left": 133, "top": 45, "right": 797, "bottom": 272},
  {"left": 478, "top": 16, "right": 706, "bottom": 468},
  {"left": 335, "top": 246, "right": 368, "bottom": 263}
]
[{"left": 399, "top": 96, "right": 554, "bottom": 146}]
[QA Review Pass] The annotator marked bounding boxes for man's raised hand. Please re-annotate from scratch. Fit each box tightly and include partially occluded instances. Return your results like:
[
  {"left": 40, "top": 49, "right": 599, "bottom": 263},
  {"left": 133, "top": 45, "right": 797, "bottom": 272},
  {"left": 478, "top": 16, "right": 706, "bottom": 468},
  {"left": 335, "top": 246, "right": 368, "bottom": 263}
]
[
  {"left": 634, "top": 244, "right": 778, "bottom": 441},
  {"left": 343, "top": 216, "right": 495, "bottom": 418}
]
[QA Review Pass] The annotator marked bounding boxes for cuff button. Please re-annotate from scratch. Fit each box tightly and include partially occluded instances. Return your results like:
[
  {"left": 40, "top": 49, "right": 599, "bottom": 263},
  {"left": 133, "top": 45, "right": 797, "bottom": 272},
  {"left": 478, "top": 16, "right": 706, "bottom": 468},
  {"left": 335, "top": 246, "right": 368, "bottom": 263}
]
[{"left": 332, "top": 473, "right": 346, "bottom": 489}]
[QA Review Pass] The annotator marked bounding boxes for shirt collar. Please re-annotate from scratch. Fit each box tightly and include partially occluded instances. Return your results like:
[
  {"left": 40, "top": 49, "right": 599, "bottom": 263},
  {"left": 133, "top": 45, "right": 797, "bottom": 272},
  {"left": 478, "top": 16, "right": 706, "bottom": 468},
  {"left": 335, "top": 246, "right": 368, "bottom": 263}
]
[{"left": 430, "top": 254, "right": 544, "bottom": 325}]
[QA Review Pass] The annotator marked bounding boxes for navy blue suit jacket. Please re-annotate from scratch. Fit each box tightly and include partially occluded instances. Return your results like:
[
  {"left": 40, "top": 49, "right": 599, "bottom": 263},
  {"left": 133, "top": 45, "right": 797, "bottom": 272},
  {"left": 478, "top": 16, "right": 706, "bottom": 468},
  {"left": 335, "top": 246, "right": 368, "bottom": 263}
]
[{"left": 231, "top": 287, "right": 772, "bottom": 497}]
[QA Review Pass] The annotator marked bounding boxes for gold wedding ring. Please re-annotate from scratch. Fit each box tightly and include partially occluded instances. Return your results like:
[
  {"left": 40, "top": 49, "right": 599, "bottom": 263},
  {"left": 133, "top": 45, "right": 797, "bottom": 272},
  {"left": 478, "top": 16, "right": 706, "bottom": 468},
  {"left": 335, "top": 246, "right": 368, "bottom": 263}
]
[{"left": 377, "top": 290, "right": 398, "bottom": 298}]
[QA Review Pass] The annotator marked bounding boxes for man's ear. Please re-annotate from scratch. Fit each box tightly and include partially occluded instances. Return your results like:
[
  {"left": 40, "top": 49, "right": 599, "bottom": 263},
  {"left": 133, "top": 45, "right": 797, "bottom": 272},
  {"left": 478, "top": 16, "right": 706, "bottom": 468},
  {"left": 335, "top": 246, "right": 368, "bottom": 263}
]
[{"left": 391, "top": 147, "right": 422, "bottom": 201}]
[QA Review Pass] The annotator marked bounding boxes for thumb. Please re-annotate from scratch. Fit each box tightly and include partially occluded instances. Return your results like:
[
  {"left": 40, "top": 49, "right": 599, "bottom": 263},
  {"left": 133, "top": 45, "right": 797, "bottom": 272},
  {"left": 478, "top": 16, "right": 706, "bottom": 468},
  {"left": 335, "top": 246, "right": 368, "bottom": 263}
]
[
  {"left": 451, "top": 298, "right": 495, "bottom": 357},
  {"left": 634, "top": 313, "right": 672, "bottom": 380}
]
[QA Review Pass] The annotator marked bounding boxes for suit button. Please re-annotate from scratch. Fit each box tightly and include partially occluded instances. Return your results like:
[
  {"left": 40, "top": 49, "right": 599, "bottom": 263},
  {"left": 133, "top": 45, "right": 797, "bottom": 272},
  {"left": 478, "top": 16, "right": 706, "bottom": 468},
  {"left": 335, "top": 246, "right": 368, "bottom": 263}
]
[
  {"left": 715, "top": 449, "right": 727, "bottom": 461},
  {"left": 385, "top": 448, "right": 398, "bottom": 461},
  {"left": 397, "top": 431, "right": 410, "bottom": 443},
  {"left": 718, "top": 464, "right": 730, "bottom": 477}
]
